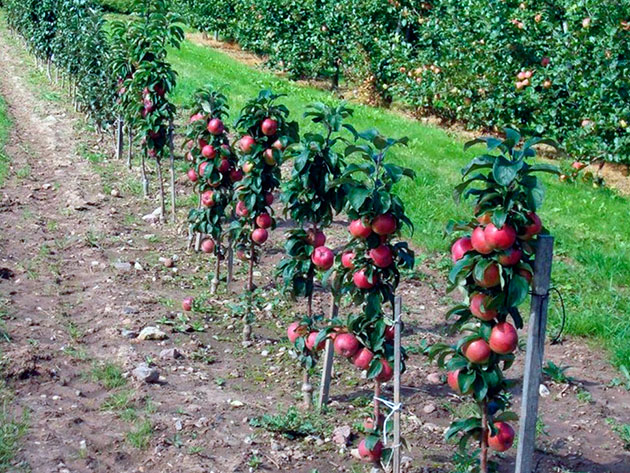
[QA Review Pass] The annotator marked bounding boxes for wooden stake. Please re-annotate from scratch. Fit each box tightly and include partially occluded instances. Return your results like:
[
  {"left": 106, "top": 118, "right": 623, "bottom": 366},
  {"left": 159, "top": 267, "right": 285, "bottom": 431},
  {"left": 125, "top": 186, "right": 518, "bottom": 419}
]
[
  {"left": 393, "top": 296, "right": 402, "bottom": 473},
  {"left": 226, "top": 232, "right": 234, "bottom": 291},
  {"left": 156, "top": 157, "right": 165, "bottom": 221},
  {"left": 168, "top": 121, "right": 176, "bottom": 221},
  {"left": 127, "top": 127, "right": 133, "bottom": 169},
  {"left": 515, "top": 235, "right": 555, "bottom": 473},
  {"left": 318, "top": 294, "right": 339, "bottom": 409},
  {"left": 211, "top": 238, "right": 221, "bottom": 295},
  {"left": 243, "top": 239, "right": 255, "bottom": 342},
  {"left": 480, "top": 399, "right": 489, "bottom": 473},
  {"left": 116, "top": 116, "right": 124, "bottom": 160},
  {"left": 141, "top": 148, "right": 149, "bottom": 197}
]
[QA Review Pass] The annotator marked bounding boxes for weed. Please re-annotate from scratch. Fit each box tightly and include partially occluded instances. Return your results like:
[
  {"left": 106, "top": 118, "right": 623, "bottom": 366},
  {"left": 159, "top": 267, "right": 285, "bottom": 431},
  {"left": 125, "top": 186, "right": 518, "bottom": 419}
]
[
  {"left": 609, "top": 365, "right": 630, "bottom": 390},
  {"left": 90, "top": 362, "right": 126, "bottom": 389},
  {"left": 606, "top": 418, "right": 630, "bottom": 450},
  {"left": 249, "top": 406, "right": 328, "bottom": 439},
  {"left": 0, "top": 404, "right": 29, "bottom": 471},
  {"left": 576, "top": 389, "right": 593, "bottom": 404},
  {"left": 543, "top": 361, "right": 574, "bottom": 384},
  {"left": 126, "top": 420, "right": 153, "bottom": 449}
]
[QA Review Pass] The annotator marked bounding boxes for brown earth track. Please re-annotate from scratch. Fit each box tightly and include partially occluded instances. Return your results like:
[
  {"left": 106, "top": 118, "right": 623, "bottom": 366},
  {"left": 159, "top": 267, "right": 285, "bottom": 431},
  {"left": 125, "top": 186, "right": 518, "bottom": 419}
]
[{"left": 0, "top": 26, "right": 629, "bottom": 473}]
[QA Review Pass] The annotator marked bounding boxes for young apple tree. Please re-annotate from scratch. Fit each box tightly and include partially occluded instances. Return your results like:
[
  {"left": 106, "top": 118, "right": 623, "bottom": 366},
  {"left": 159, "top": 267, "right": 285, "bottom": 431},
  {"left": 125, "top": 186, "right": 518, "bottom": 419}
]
[{"left": 429, "top": 129, "right": 559, "bottom": 472}]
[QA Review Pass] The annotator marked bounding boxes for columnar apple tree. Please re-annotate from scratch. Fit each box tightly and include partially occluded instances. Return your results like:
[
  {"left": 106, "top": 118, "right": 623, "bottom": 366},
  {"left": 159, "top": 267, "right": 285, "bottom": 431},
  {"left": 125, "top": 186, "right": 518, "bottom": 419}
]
[
  {"left": 279, "top": 102, "right": 352, "bottom": 408},
  {"left": 325, "top": 129, "right": 416, "bottom": 465},
  {"left": 123, "top": 0, "right": 184, "bottom": 209},
  {"left": 429, "top": 129, "right": 558, "bottom": 472},
  {"left": 232, "top": 90, "right": 299, "bottom": 341},
  {"left": 185, "top": 87, "right": 239, "bottom": 293}
]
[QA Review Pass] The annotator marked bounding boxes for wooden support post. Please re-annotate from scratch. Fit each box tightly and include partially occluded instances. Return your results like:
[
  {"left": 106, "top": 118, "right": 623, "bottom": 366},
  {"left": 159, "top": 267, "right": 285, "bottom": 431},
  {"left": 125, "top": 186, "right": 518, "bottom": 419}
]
[
  {"left": 393, "top": 296, "right": 402, "bottom": 473},
  {"left": 127, "top": 127, "right": 133, "bottom": 169},
  {"left": 318, "top": 295, "right": 339, "bottom": 409},
  {"left": 515, "top": 235, "right": 554, "bottom": 473},
  {"left": 141, "top": 148, "right": 149, "bottom": 197},
  {"left": 116, "top": 116, "right": 124, "bottom": 160},
  {"left": 168, "top": 121, "right": 176, "bottom": 221}
]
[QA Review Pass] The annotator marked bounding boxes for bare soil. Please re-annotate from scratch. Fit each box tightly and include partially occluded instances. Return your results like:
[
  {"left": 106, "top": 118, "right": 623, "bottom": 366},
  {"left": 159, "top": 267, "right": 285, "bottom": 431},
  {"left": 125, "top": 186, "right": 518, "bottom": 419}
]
[{"left": 1, "top": 28, "right": 630, "bottom": 473}]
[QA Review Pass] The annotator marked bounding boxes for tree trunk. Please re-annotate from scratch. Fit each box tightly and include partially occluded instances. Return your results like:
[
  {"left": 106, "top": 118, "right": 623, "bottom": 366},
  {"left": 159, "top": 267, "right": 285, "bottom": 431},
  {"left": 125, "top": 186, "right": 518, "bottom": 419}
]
[
  {"left": 156, "top": 157, "right": 165, "bottom": 222},
  {"left": 210, "top": 237, "right": 221, "bottom": 294},
  {"left": 168, "top": 121, "right": 176, "bottom": 221},
  {"left": 141, "top": 148, "right": 149, "bottom": 197},
  {"left": 127, "top": 127, "right": 133, "bottom": 169},
  {"left": 480, "top": 400, "right": 489, "bottom": 473},
  {"left": 243, "top": 238, "right": 255, "bottom": 342}
]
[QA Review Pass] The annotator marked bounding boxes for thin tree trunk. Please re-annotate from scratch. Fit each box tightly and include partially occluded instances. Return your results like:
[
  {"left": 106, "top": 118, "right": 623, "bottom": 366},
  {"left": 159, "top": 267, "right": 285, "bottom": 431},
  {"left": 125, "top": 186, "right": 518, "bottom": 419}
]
[
  {"left": 116, "top": 116, "right": 124, "bottom": 160},
  {"left": 141, "top": 148, "right": 149, "bottom": 197},
  {"left": 127, "top": 127, "right": 133, "bottom": 169},
  {"left": 211, "top": 236, "right": 221, "bottom": 294},
  {"left": 226, "top": 231, "right": 234, "bottom": 291},
  {"left": 194, "top": 193, "right": 202, "bottom": 251},
  {"left": 302, "top": 289, "right": 314, "bottom": 409},
  {"left": 480, "top": 400, "right": 489, "bottom": 473},
  {"left": 168, "top": 121, "right": 176, "bottom": 221},
  {"left": 243, "top": 239, "right": 255, "bottom": 342},
  {"left": 156, "top": 158, "right": 165, "bottom": 221},
  {"left": 46, "top": 58, "right": 52, "bottom": 82}
]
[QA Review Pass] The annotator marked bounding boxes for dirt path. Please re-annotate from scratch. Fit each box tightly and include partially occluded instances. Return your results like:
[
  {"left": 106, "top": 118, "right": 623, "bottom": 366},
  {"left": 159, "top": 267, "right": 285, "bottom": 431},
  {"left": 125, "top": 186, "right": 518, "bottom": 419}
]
[{"left": 1, "top": 26, "right": 630, "bottom": 473}]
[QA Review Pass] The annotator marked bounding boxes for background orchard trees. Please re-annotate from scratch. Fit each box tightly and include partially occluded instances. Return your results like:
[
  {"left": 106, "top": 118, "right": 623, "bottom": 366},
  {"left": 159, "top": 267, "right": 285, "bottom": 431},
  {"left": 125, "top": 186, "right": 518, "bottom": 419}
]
[
  {"left": 429, "top": 129, "right": 559, "bottom": 472},
  {"left": 231, "top": 90, "right": 299, "bottom": 342},
  {"left": 278, "top": 102, "right": 352, "bottom": 407},
  {"left": 185, "top": 86, "right": 238, "bottom": 293},
  {"left": 121, "top": 0, "right": 184, "bottom": 211},
  {"left": 323, "top": 129, "right": 416, "bottom": 466}
]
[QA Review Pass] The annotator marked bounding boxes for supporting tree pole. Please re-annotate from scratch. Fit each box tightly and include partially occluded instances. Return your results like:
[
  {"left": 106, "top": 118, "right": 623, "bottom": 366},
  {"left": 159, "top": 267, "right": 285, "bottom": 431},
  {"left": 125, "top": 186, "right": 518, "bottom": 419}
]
[
  {"left": 141, "top": 148, "right": 149, "bottom": 197},
  {"left": 302, "top": 289, "right": 315, "bottom": 409},
  {"left": 156, "top": 157, "right": 165, "bottom": 221},
  {"left": 127, "top": 127, "right": 133, "bottom": 169},
  {"left": 116, "top": 116, "right": 124, "bottom": 160},
  {"left": 480, "top": 399, "right": 489, "bottom": 473},
  {"left": 226, "top": 231, "right": 234, "bottom": 291},
  {"left": 393, "top": 296, "right": 402, "bottom": 473},
  {"left": 168, "top": 120, "right": 176, "bottom": 221},
  {"left": 515, "top": 235, "right": 555, "bottom": 473},
  {"left": 318, "top": 285, "right": 340, "bottom": 409},
  {"left": 210, "top": 236, "right": 221, "bottom": 294},
  {"left": 243, "top": 239, "right": 255, "bottom": 342}
]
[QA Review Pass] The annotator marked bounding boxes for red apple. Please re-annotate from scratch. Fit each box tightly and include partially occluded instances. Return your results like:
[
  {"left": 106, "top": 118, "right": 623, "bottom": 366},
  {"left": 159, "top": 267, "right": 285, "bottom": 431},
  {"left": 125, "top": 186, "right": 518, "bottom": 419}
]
[
  {"left": 358, "top": 438, "right": 383, "bottom": 463},
  {"left": 199, "top": 161, "right": 209, "bottom": 177},
  {"left": 353, "top": 269, "right": 376, "bottom": 289},
  {"left": 471, "top": 226, "right": 493, "bottom": 254},
  {"left": 187, "top": 168, "right": 198, "bottom": 182},
  {"left": 451, "top": 237, "right": 473, "bottom": 262},
  {"left": 200, "top": 239, "right": 215, "bottom": 253},
  {"left": 251, "top": 228, "right": 268, "bottom": 244},
  {"left": 484, "top": 224, "right": 516, "bottom": 250},
  {"left": 261, "top": 118, "right": 278, "bottom": 136},
  {"left": 189, "top": 113, "right": 204, "bottom": 124},
  {"left": 369, "top": 245, "right": 393, "bottom": 268},
  {"left": 263, "top": 148, "right": 276, "bottom": 166},
  {"left": 265, "top": 192, "right": 274, "bottom": 205},
  {"left": 371, "top": 213, "right": 397, "bottom": 235},
  {"left": 306, "top": 230, "right": 326, "bottom": 247},
  {"left": 202, "top": 144, "right": 216, "bottom": 159},
  {"left": 518, "top": 268, "right": 533, "bottom": 284},
  {"left": 498, "top": 247, "right": 522, "bottom": 266},
  {"left": 349, "top": 219, "right": 372, "bottom": 238},
  {"left": 376, "top": 359, "right": 393, "bottom": 382},
  {"left": 488, "top": 422, "right": 515, "bottom": 452},
  {"left": 242, "top": 161, "right": 254, "bottom": 173},
  {"left": 463, "top": 339, "right": 492, "bottom": 364},
  {"left": 201, "top": 190, "right": 215, "bottom": 207},
  {"left": 447, "top": 369, "right": 470, "bottom": 394},
  {"left": 470, "top": 293, "right": 497, "bottom": 321},
  {"left": 235, "top": 200, "right": 249, "bottom": 218},
  {"left": 311, "top": 246, "right": 334, "bottom": 270},
  {"left": 519, "top": 212, "right": 542, "bottom": 240},
  {"left": 384, "top": 325, "right": 395, "bottom": 341},
  {"left": 238, "top": 135, "right": 255, "bottom": 153},
  {"left": 334, "top": 333, "right": 360, "bottom": 357},
  {"left": 198, "top": 138, "right": 208, "bottom": 149},
  {"left": 182, "top": 297, "right": 193, "bottom": 311},
  {"left": 341, "top": 251, "right": 355, "bottom": 269},
  {"left": 218, "top": 158, "right": 230, "bottom": 173},
  {"left": 306, "top": 331, "right": 325, "bottom": 351},
  {"left": 255, "top": 213, "right": 272, "bottom": 229},
  {"left": 230, "top": 169, "right": 243, "bottom": 182},
  {"left": 474, "top": 262, "right": 501, "bottom": 288},
  {"left": 207, "top": 118, "right": 224, "bottom": 135},
  {"left": 541, "top": 57, "right": 550, "bottom": 67},
  {"left": 272, "top": 139, "right": 284, "bottom": 151},
  {"left": 287, "top": 321, "right": 306, "bottom": 343},
  {"left": 489, "top": 322, "right": 518, "bottom": 354},
  {"left": 352, "top": 347, "right": 374, "bottom": 370}
]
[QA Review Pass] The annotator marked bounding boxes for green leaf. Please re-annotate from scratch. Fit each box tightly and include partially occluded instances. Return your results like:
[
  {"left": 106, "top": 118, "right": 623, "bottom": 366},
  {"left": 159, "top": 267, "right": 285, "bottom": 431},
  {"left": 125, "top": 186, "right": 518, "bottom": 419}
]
[
  {"left": 348, "top": 187, "right": 371, "bottom": 211},
  {"left": 492, "top": 155, "right": 523, "bottom": 186}
]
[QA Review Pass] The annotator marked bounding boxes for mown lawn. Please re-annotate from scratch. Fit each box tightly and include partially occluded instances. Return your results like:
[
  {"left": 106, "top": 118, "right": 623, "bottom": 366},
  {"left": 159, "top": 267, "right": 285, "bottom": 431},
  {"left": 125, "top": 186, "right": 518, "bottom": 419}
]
[
  {"left": 166, "top": 37, "right": 630, "bottom": 368},
  {"left": 0, "top": 95, "right": 10, "bottom": 187}
]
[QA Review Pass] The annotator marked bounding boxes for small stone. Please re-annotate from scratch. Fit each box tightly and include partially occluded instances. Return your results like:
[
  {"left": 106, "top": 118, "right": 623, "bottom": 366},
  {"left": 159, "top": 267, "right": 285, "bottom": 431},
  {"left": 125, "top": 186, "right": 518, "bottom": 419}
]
[
  {"left": 160, "top": 348, "right": 183, "bottom": 360},
  {"left": 175, "top": 419, "right": 183, "bottom": 431},
  {"left": 539, "top": 384, "right": 551, "bottom": 397},
  {"left": 332, "top": 425, "right": 352, "bottom": 446},
  {"left": 138, "top": 326, "right": 168, "bottom": 341},
  {"left": 423, "top": 403, "right": 436, "bottom": 414},
  {"left": 261, "top": 350, "right": 269, "bottom": 357},
  {"left": 52, "top": 395, "right": 61, "bottom": 401},
  {"left": 122, "top": 306, "right": 139, "bottom": 315},
  {"left": 113, "top": 262, "right": 133, "bottom": 272},
  {"left": 121, "top": 328, "right": 138, "bottom": 339},
  {"left": 132, "top": 363, "right": 159, "bottom": 383},
  {"left": 134, "top": 262, "right": 144, "bottom": 271},
  {"left": 229, "top": 400, "right": 244, "bottom": 408},
  {"left": 163, "top": 258, "right": 174, "bottom": 268},
  {"left": 426, "top": 372, "right": 442, "bottom": 385},
  {"left": 110, "top": 189, "right": 120, "bottom": 198}
]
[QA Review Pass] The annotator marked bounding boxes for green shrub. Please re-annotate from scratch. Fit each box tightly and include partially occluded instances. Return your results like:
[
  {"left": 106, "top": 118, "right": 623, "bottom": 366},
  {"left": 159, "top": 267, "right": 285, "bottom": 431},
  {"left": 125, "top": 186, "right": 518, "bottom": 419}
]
[{"left": 97, "top": 0, "right": 134, "bottom": 13}]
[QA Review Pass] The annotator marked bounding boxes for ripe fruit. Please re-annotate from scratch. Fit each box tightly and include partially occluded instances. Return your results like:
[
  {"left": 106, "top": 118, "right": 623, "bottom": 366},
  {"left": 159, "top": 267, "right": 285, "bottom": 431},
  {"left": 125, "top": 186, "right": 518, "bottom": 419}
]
[
  {"left": 200, "top": 239, "right": 215, "bottom": 254},
  {"left": 306, "top": 331, "right": 325, "bottom": 351},
  {"left": 230, "top": 169, "right": 243, "bottom": 182},
  {"left": 238, "top": 135, "right": 255, "bottom": 153},
  {"left": 518, "top": 268, "right": 533, "bottom": 284},
  {"left": 541, "top": 57, "right": 550, "bottom": 67},
  {"left": 477, "top": 212, "right": 492, "bottom": 225},
  {"left": 358, "top": 438, "right": 383, "bottom": 463},
  {"left": 376, "top": 359, "right": 394, "bottom": 382},
  {"left": 207, "top": 118, "right": 224, "bottom": 135},
  {"left": 474, "top": 262, "right": 501, "bottom": 288},
  {"left": 265, "top": 193, "right": 274, "bottom": 205},
  {"left": 341, "top": 251, "right": 355, "bottom": 269},
  {"left": 489, "top": 322, "right": 518, "bottom": 354},
  {"left": 255, "top": 213, "right": 272, "bottom": 229},
  {"left": 463, "top": 339, "right": 492, "bottom": 364},
  {"left": 353, "top": 269, "right": 376, "bottom": 289},
  {"left": 488, "top": 422, "right": 515, "bottom": 452},
  {"left": 498, "top": 247, "right": 522, "bottom": 266},
  {"left": 369, "top": 245, "right": 393, "bottom": 268},
  {"left": 349, "top": 219, "right": 372, "bottom": 238},
  {"left": 182, "top": 297, "right": 193, "bottom": 311},
  {"left": 201, "top": 190, "right": 215, "bottom": 207},
  {"left": 543, "top": 79, "right": 552, "bottom": 89},
  {"left": 305, "top": 230, "right": 326, "bottom": 247},
  {"left": 470, "top": 293, "right": 497, "bottom": 321},
  {"left": 263, "top": 148, "right": 276, "bottom": 166},
  {"left": 271, "top": 139, "right": 284, "bottom": 151},
  {"left": 447, "top": 369, "right": 470, "bottom": 394},
  {"left": 235, "top": 200, "right": 249, "bottom": 218},
  {"left": 334, "top": 333, "right": 360, "bottom": 357},
  {"left": 261, "top": 118, "right": 278, "bottom": 136},
  {"left": 384, "top": 325, "right": 395, "bottom": 341},
  {"left": 242, "top": 161, "right": 254, "bottom": 173},
  {"left": 471, "top": 226, "right": 493, "bottom": 254},
  {"left": 371, "top": 213, "right": 397, "bottom": 235},
  {"left": 484, "top": 224, "right": 516, "bottom": 250},
  {"left": 252, "top": 228, "right": 269, "bottom": 244},
  {"left": 572, "top": 161, "right": 586, "bottom": 171},
  {"left": 519, "top": 212, "right": 542, "bottom": 240},
  {"left": 352, "top": 348, "right": 374, "bottom": 370},
  {"left": 582, "top": 17, "right": 591, "bottom": 28},
  {"left": 311, "top": 246, "right": 334, "bottom": 270},
  {"left": 287, "top": 321, "right": 306, "bottom": 343},
  {"left": 187, "top": 168, "right": 198, "bottom": 182},
  {"left": 218, "top": 158, "right": 230, "bottom": 173},
  {"left": 202, "top": 145, "right": 216, "bottom": 159},
  {"left": 451, "top": 237, "right": 473, "bottom": 262}
]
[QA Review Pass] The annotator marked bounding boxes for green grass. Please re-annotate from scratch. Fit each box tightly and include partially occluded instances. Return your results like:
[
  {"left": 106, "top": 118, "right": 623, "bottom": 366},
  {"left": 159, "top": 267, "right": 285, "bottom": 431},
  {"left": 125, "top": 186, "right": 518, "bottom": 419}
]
[
  {"left": 0, "top": 403, "right": 28, "bottom": 471},
  {"left": 164, "top": 36, "right": 630, "bottom": 367},
  {"left": 89, "top": 362, "right": 126, "bottom": 390},
  {"left": 0, "top": 94, "right": 10, "bottom": 188}
]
